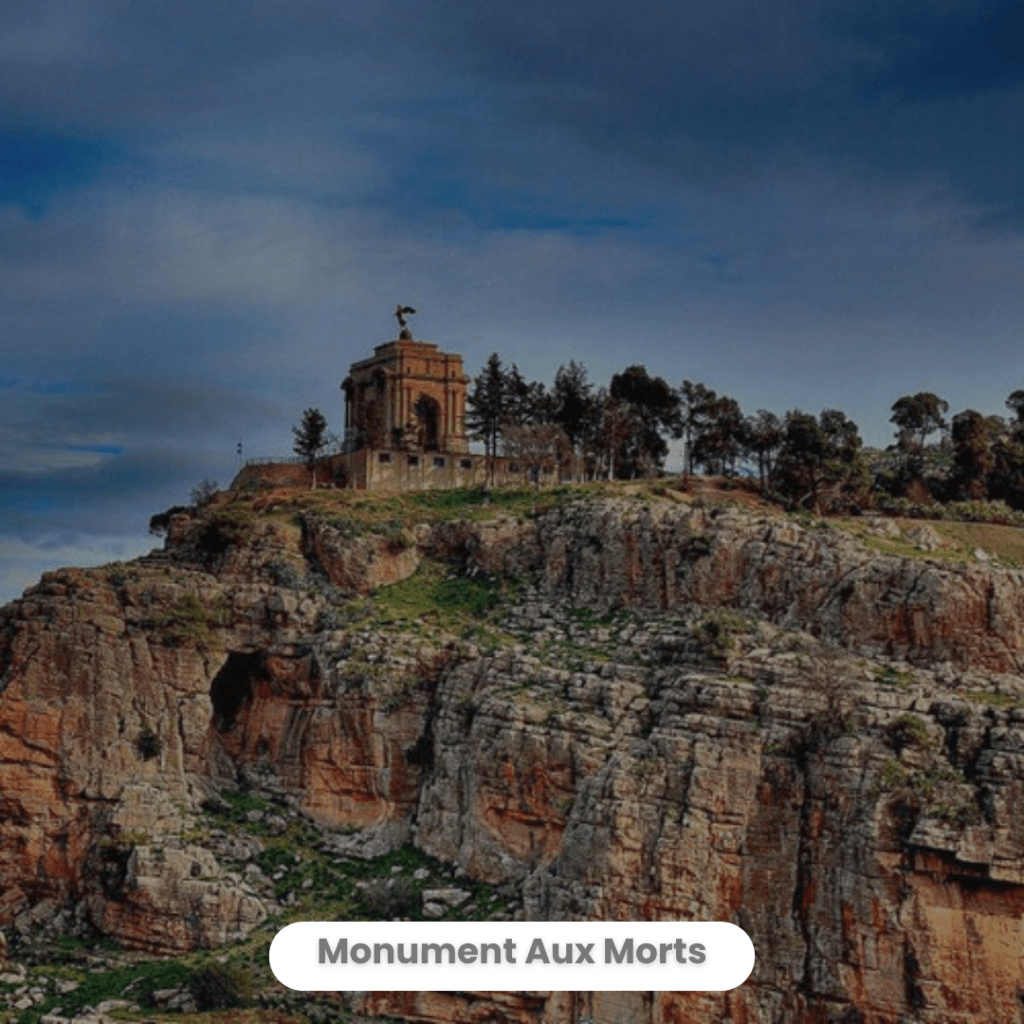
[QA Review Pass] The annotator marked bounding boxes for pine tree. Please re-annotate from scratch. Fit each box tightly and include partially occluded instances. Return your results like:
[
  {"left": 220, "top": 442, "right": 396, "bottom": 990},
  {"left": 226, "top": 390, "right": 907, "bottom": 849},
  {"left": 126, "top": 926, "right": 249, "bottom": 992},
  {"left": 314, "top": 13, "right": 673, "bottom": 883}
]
[{"left": 293, "top": 408, "right": 328, "bottom": 489}]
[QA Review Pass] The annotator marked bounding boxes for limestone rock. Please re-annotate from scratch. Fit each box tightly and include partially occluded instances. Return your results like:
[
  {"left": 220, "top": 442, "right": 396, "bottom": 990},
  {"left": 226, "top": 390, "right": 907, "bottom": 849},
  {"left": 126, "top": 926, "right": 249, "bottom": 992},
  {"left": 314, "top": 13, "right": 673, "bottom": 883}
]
[
  {"left": 3, "top": 494, "right": 1024, "bottom": 1022},
  {"left": 85, "top": 844, "right": 266, "bottom": 953}
]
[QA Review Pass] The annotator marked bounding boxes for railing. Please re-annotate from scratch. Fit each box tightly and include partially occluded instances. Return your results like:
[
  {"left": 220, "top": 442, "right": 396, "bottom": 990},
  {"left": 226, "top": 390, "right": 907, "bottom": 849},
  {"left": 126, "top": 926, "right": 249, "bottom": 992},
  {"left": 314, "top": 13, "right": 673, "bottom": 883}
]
[{"left": 244, "top": 456, "right": 306, "bottom": 466}]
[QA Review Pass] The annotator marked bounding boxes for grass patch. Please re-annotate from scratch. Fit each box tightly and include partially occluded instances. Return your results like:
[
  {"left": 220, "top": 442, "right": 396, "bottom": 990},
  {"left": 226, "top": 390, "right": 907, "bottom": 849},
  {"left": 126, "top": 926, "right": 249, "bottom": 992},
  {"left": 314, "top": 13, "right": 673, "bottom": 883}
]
[
  {"left": 568, "top": 606, "right": 633, "bottom": 629},
  {"left": 928, "top": 520, "right": 1024, "bottom": 567},
  {"left": 965, "top": 690, "right": 1020, "bottom": 708},
  {"left": 874, "top": 666, "right": 915, "bottom": 689},
  {"left": 888, "top": 713, "right": 933, "bottom": 752},
  {"left": 231, "top": 482, "right": 598, "bottom": 537},
  {"left": 219, "top": 790, "right": 273, "bottom": 817},
  {"left": 373, "top": 561, "right": 513, "bottom": 626},
  {"left": 835, "top": 516, "right": 1024, "bottom": 566},
  {"left": 17, "top": 959, "right": 193, "bottom": 1024}
]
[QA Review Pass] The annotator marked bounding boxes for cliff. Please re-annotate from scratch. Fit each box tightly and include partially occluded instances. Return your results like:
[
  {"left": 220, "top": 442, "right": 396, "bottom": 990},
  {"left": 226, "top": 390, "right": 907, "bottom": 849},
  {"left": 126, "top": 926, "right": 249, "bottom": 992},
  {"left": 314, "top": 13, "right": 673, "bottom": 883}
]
[{"left": 1, "top": 484, "right": 1023, "bottom": 1023}]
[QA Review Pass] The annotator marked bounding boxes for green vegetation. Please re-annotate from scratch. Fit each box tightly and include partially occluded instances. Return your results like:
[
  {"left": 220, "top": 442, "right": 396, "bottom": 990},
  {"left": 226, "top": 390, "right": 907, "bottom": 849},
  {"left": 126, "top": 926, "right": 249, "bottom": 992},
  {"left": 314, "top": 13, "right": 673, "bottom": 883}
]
[
  {"left": 880, "top": 757, "right": 910, "bottom": 789},
  {"left": 873, "top": 497, "right": 1024, "bottom": 530},
  {"left": 888, "top": 713, "right": 933, "bottom": 752},
  {"left": 873, "top": 665, "right": 916, "bottom": 690},
  {"left": 14, "top": 958, "right": 193, "bottom": 1024},
  {"left": 965, "top": 690, "right": 1020, "bottom": 708},
  {"left": 691, "top": 609, "right": 752, "bottom": 659},
  {"left": 157, "top": 592, "right": 230, "bottom": 650},
  {"left": 568, "top": 605, "right": 636, "bottom": 629},
  {"left": 878, "top": 757, "right": 966, "bottom": 803},
  {"left": 192, "top": 786, "right": 502, "bottom": 925},
  {"left": 197, "top": 505, "right": 257, "bottom": 554},
  {"left": 833, "top": 515, "right": 1024, "bottom": 567},
  {"left": 372, "top": 561, "right": 512, "bottom": 626},
  {"left": 292, "top": 407, "right": 329, "bottom": 487},
  {"left": 104, "top": 564, "right": 130, "bottom": 588},
  {"left": 243, "top": 482, "right": 586, "bottom": 537},
  {"left": 189, "top": 962, "right": 254, "bottom": 1010}
]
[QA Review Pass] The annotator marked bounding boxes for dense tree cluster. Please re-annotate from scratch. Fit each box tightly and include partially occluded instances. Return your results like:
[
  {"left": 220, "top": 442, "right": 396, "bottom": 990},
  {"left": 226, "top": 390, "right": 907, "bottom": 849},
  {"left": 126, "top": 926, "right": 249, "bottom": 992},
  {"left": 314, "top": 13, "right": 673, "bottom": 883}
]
[
  {"left": 465, "top": 354, "right": 1024, "bottom": 512},
  {"left": 287, "top": 362, "right": 1024, "bottom": 515},
  {"left": 466, "top": 356, "right": 684, "bottom": 483}
]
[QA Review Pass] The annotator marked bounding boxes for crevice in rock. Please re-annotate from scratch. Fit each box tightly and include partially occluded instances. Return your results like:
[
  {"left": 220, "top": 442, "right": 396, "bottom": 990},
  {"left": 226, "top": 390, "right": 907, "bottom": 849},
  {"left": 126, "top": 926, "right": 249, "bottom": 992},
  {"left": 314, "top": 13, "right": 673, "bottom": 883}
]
[{"left": 791, "top": 767, "right": 817, "bottom": 998}]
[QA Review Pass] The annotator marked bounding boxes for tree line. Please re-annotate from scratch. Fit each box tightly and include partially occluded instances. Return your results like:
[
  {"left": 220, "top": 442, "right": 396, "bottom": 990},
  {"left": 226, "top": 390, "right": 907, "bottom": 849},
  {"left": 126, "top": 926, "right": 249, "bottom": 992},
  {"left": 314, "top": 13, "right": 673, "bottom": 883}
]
[{"left": 466, "top": 354, "right": 1024, "bottom": 513}]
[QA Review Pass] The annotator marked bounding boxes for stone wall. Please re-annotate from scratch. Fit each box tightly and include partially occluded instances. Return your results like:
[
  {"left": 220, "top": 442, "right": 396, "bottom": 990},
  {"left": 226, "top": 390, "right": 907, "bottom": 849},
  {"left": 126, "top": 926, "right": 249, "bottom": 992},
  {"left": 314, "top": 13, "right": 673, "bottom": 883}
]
[{"left": 232, "top": 450, "right": 542, "bottom": 492}]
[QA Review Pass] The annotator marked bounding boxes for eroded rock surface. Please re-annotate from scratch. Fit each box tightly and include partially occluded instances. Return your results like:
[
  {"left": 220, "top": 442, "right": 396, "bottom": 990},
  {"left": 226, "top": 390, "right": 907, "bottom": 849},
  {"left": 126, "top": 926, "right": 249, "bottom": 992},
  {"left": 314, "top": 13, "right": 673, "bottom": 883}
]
[{"left": 1, "top": 493, "right": 1023, "bottom": 1021}]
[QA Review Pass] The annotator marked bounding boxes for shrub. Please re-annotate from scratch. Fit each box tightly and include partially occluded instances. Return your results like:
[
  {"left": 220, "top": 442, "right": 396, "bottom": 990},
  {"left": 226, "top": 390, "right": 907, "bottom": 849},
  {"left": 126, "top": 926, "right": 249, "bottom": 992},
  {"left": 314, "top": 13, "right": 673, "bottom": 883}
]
[
  {"left": 197, "top": 507, "right": 256, "bottom": 555},
  {"left": 880, "top": 758, "right": 911, "bottom": 789},
  {"left": 266, "top": 558, "right": 305, "bottom": 589},
  {"left": 148, "top": 504, "right": 190, "bottom": 538},
  {"left": 190, "top": 478, "right": 220, "bottom": 509},
  {"left": 692, "top": 610, "right": 749, "bottom": 658},
  {"left": 160, "top": 593, "right": 224, "bottom": 648},
  {"left": 373, "top": 519, "right": 414, "bottom": 553},
  {"left": 188, "top": 963, "right": 253, "bottom": 1010},
  {"left": 889, "top": 713, "right": 933, "bottom": 753},
  {"left": 360, "top": 876, "right": 420, "bottom": 919}
]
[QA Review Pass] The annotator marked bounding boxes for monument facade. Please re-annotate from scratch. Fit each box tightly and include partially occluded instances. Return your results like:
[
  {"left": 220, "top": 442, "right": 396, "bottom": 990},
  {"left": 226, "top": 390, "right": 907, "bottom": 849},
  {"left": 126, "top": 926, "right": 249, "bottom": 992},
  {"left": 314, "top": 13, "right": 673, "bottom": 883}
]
[
  {"left": 233, "top": 308, "right": 528, "bottom": 492},
  {"left": 341, "top": 338, "right": 469, "bottom": 455}
]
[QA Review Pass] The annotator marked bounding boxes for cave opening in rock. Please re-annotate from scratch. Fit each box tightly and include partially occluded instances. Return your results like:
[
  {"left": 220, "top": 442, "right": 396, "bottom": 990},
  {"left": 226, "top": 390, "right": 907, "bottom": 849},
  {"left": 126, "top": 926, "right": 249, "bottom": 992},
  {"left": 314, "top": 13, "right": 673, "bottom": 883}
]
[{"left": 210, "top": 651, "right": 269, "bottom": 731}]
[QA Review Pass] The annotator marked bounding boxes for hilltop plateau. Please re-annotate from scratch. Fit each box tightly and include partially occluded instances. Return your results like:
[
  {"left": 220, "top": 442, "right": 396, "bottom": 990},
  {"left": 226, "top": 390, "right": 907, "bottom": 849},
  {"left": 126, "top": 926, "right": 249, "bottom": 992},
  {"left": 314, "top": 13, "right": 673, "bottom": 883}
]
[{"left": 1, "top": 481, "right": 1023, "bottom": 1024}]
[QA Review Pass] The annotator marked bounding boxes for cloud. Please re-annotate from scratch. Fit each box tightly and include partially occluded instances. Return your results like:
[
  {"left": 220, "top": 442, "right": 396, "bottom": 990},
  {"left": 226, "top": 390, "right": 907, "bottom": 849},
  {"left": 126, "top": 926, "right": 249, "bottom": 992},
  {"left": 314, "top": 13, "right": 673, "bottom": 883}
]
[
  {"left": 0, "top": 532, "right": 156, "bottom": 606},
  {"left": 0, "top": 0, "right": 1020, "bottom": 602},
  {"left": 0, "top": 376, "right": 283, "bottom": 470}
]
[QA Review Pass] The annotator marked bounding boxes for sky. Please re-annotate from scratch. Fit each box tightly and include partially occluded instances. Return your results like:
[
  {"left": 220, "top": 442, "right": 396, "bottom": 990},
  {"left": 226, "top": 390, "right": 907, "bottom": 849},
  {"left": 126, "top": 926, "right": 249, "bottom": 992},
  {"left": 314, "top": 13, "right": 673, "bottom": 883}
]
[{"left": 1, "top": 0, "right": 1022, "bottom": 603}]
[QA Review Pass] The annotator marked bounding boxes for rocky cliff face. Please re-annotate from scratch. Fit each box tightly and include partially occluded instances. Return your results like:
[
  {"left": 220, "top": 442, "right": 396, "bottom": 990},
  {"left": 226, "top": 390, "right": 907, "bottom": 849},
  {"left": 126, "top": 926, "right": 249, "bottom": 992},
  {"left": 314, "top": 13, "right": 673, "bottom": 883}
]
[{"left": 1, "top": 490, "right": 1023, "bottom": 1023}]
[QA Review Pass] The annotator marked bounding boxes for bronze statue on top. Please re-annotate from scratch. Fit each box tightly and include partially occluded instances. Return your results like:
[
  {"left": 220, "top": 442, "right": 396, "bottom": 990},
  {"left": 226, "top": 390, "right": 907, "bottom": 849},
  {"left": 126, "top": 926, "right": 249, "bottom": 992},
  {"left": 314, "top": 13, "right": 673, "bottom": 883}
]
[{"left": 395, "top": 304, "right": 416, "bottom": 339}]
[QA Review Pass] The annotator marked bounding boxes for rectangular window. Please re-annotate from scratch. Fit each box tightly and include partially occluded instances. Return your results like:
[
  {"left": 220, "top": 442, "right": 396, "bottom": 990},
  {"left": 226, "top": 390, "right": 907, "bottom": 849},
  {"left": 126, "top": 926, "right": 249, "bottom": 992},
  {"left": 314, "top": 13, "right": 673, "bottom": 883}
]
[
  {"left": 509, "top": 462, "right": 520, "bottom": 473},
  {"left": 378, "top": 452, "right": 391, "bottom": 464},
  {"left": 433, "top": 457, "right": 445, "bottom": 468},
  {"left": 460, "top": 458, "right": 472, "bottom": 469},
  {"left": 408, "top": 455, "right": 419, "bottom": 466}
]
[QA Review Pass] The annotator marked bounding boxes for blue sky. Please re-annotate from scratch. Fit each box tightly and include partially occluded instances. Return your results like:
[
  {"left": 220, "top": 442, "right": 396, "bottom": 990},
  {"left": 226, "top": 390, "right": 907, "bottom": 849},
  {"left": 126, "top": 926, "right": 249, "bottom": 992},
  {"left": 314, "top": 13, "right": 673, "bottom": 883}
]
[{"left": 1, "top": 0, "right": 1022, "bottom": 603}]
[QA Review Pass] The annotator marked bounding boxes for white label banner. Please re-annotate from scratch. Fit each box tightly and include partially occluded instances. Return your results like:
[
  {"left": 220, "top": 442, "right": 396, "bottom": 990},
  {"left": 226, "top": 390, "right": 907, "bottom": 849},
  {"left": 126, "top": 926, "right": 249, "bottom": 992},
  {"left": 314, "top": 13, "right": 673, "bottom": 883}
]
[{"left": 270, "top": 921, "right": 755, "bottom": 991}]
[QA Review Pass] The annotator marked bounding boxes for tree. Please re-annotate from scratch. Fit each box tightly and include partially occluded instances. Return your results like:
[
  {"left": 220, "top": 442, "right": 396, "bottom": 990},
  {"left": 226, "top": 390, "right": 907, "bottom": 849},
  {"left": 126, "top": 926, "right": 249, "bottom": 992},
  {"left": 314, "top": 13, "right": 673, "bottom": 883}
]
[
  {"left": 987, "top": 417, "right": 1024, "bottom": 509},
  {"left": 690, "top": 394, "right": 744, "bottom": 476},
  {"left": 1006, "top": 389, "right": 1024, "bottom": 427},
  {"left": 890, "top": 392, "right": 949, "bottom": 481},
  {"left": 552, "top": 361, "right": 597, "bottom": 481},
  {"left": 608, "top": 365, "right": 681, "bottom": 478},
  {"left": 742, "top": 410, "right": 784, "bottom": 487},
  {"left": 293, "top": 407, "right": 329, "bottom": 489},
  {"left": 771, "top": 409, "right": 866, "bottom": 513},
  {"left": 679, "top": 380, "right": 717, "bottom": 476},
  {"left": 505, "top": 363, "right": 548, "bottom": 427},
  {"left": 950, "top": 410, "right": 994, "bottom": 500},
  {"left": 503, "top": 422, "right": 570, "bottom": 499},
  {"left": 592, "top": 390, "right": 641, "bottom": 481},
  {"left": 466, "top": 354, "right": 509, "bottom": 483},
  {"left": 190, "top": 478, "right": 219, "bottom": 509}
]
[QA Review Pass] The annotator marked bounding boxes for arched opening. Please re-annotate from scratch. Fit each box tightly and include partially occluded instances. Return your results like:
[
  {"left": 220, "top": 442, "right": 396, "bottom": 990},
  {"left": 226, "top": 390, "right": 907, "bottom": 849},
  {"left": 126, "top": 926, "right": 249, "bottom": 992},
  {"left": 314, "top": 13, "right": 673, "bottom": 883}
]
[
  {"left": 414, "top": 394, "right": 440, "bottom": 451},
  {"left": 210, "top": 651, "right": 269, "bottom": 731}
]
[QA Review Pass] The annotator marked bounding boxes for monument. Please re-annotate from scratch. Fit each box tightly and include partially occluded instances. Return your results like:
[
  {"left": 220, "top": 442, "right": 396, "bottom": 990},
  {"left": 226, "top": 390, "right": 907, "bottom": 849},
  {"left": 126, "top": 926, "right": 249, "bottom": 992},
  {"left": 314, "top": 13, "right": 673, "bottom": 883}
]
[
  {"left": 340, "top": 306, "right": 469, "bottom": 455},
  {"left": 233, "top": 308, "right": 526, "bottom": 492}
]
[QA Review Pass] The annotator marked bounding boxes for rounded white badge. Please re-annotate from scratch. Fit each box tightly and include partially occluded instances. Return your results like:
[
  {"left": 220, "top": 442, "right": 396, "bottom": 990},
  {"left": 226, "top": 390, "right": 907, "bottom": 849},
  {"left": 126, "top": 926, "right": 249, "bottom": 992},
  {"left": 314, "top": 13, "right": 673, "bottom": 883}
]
[{"left": 270, "top": 921, "right": 755, "bottom": 991}]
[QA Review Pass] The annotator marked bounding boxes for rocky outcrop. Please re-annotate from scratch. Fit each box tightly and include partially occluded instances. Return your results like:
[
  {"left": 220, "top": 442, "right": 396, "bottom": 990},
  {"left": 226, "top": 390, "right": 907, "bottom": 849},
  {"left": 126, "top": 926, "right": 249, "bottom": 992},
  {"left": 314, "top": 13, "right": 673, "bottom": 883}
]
[
  {"left": 426, "top": 501, "right": 1024, "bottom": 672},
  {"left": 1, "top": 493, "right": 1023, "bottom": 1022}
]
